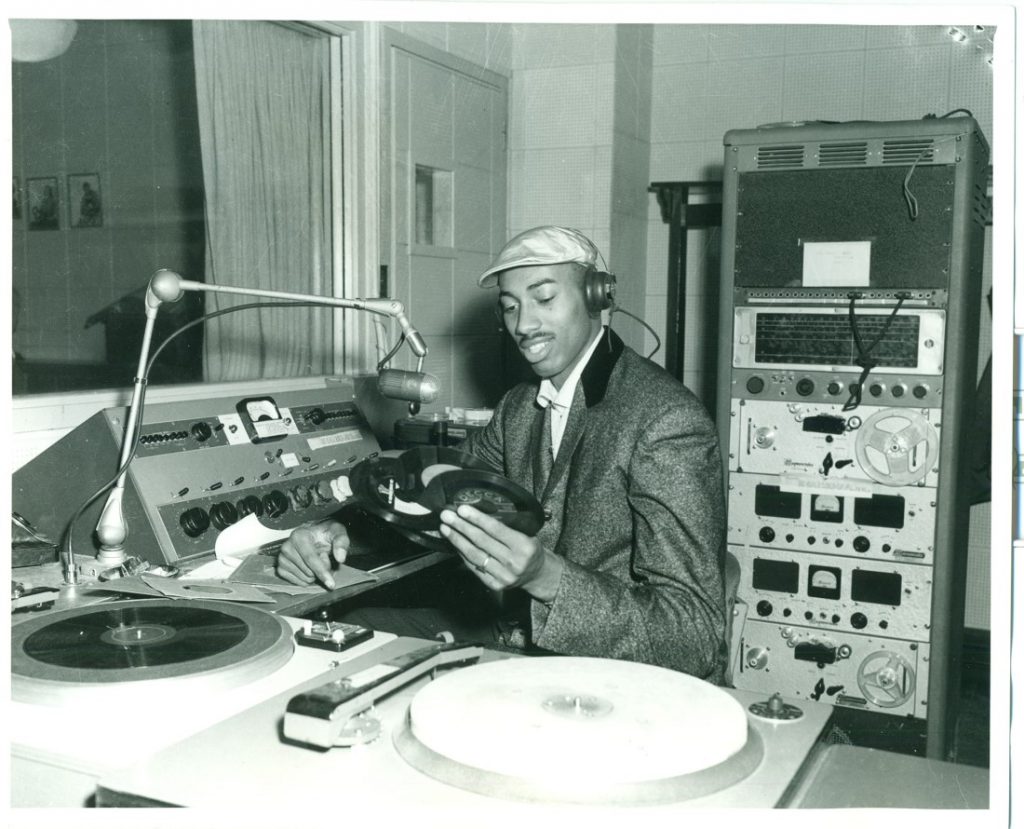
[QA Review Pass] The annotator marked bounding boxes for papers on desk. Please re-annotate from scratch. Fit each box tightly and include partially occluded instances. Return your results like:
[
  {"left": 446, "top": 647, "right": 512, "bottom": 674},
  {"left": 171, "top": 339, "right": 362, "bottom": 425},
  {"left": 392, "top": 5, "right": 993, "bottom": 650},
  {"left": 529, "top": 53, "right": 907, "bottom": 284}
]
[{"left": 214, "top": 513, "right": 294, "bottom": 561}]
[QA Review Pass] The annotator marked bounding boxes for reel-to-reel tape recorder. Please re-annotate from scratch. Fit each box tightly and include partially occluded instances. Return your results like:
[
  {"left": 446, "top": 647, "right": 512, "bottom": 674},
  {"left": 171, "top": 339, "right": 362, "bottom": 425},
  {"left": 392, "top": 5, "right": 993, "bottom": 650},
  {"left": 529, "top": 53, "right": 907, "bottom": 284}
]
[{"left": 716, "top": 117, "right": 989, "bottom": 756}]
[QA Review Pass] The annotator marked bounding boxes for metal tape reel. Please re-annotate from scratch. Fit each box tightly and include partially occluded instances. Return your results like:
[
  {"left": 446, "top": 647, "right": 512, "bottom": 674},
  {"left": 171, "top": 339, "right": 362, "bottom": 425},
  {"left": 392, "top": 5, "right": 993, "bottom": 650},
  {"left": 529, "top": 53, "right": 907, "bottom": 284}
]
[
  {"left": 856, "top": 650, "right": 916, "bottom": 709},
  {"left": 853, "top": 408, "right": 939, "bottom": 486}
]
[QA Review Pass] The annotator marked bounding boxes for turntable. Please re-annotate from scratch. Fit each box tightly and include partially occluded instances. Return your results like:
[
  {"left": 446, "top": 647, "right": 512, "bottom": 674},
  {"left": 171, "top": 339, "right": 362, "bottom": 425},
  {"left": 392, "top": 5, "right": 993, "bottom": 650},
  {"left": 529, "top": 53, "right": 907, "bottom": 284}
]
[
  {"left": 94, "top": 637, "right": 835, "bottom": 813},
  {"left": 9, "top": 599, "right": 395, "bottom": 807}
]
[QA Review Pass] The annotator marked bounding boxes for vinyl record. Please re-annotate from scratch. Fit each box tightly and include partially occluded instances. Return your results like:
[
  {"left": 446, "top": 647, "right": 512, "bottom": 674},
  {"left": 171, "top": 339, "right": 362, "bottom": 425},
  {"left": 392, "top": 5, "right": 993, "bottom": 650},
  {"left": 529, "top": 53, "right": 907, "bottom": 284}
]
[
  {"left": 348, "top": 447, "right": 494, "bottom": 534},
  {"left": 420, "top": 469, "right": 544, "bottom": 536},
  {"left": 12, "top": 599, "right": 294, "bottom": 706},
  {"left": 21, "top": 603, "right": 248, "bottom": 670}
]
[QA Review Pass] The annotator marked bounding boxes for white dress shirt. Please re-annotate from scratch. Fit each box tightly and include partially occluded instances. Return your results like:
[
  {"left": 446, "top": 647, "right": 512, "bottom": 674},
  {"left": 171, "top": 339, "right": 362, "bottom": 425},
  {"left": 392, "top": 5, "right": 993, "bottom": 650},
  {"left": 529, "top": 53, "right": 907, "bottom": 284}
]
[{"left": 535, "top": 328, "right": 606, "bottom": 459}]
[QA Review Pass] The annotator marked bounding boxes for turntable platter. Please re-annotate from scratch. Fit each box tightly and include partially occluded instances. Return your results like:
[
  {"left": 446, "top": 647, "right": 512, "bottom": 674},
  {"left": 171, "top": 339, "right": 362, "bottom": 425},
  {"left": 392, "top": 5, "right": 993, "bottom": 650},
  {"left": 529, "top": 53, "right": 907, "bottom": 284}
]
[
  {"left": 12, "top": 599, "right": 294, "bottom": 707},
  {"left": 395, "top": 656, "right": 762, "bottom": 805}
]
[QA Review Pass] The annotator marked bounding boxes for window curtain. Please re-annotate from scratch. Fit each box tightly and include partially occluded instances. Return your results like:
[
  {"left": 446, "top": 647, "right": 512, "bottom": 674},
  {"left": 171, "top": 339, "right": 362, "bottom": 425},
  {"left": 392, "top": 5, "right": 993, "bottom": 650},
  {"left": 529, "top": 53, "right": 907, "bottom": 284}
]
[{"left": 192, "top": 21, "right": 331, "bottom": 381}]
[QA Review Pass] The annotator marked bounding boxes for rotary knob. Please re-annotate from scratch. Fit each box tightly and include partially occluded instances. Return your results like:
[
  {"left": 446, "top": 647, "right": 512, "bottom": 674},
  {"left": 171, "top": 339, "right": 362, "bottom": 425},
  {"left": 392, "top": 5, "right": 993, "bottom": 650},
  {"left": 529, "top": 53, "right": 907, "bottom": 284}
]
[
  {"left": 190, "top": 421, "right": 213, "bottom": 442},
  {"left": 209, "top": 501, "right": 239, "bottom": 530},
  {"left": 236, "top": 495, "right": 263, "bottom": 517},
  {"left": 179, "top": 507, "right": 211, "bottom": 538},
  {"left": 795, "top": 377, "right": 815, "bottom": 397},
  {"left": 290, "top": 486, "right": 313, "bottom": 509},
  {"left": 851, "top": 612, "right": 868, "bottom": 630},
  {"left": 262, "top": 490, "right": 290, "bottom": 518},
  {"left": 745, "top": 375, "right": 765, "bottom": 395},
  {"left": 306, "top": 407, "right": 326, "bottom": 425}
]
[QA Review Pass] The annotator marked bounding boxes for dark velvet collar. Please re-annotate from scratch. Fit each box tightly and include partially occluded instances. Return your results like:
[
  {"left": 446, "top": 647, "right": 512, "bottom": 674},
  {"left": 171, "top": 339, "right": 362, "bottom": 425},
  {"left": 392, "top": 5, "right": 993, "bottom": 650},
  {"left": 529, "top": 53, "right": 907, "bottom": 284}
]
[{"left": 579, "top": 326, "right": 624, "bottom": 408}]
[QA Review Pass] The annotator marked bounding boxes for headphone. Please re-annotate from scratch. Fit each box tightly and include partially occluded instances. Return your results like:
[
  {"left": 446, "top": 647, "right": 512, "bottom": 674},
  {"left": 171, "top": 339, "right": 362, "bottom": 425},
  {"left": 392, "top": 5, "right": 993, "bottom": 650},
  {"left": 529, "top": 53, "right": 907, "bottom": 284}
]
[
  {"left": 584, "top": 267, "right": 617, "bottom": 315},
  {"left": 492, "top": 265, "right": 617, "bottom": 319}
]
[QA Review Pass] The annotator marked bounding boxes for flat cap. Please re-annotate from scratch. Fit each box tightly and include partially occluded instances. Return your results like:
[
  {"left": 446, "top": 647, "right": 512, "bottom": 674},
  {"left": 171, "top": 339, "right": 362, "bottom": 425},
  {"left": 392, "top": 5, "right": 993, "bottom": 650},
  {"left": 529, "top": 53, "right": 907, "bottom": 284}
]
[{"left": 478, "top": 226, "right": 599, "bottom": 288}]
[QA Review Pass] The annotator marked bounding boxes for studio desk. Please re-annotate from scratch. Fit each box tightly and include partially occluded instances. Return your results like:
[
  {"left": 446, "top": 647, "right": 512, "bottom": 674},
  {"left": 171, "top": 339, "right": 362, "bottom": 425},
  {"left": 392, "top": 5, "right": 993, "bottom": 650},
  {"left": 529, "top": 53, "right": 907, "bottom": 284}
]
[{"left": 10, "top": 549, "right": 989, "bottom": 813}]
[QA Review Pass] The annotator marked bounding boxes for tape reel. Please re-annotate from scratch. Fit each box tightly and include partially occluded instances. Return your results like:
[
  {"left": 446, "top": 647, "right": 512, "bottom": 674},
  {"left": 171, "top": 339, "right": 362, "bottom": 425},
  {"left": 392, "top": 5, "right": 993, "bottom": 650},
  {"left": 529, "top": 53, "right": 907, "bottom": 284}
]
[
  {"left": 856, "top": 650, "right": 916, "bottom": 709},
  {"left": 853, "top": 408, "right": 939, "bottom": 486},
  {"left": 348, "top": 447, "right": 544, "bottom": 544}
]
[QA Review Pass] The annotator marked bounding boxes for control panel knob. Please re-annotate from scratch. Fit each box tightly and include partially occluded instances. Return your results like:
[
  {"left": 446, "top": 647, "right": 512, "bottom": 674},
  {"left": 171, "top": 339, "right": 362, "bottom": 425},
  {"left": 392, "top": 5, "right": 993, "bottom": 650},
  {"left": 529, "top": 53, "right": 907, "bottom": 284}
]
[
  {"left": 262, "top": 490, "right": 289, "bottom": 518},
  {"left": 190, "top": 421, "right": 213, "bottom": 442},
  {"left": 236, "top": 495, "right": 263, "bottom": 517},
  {"left": 891, "top": 384, "right": 906, "bottom": 398},
  {"left": 179, "top": 507, "right": 211, "bottom": 538},
  {"left": 209, "top": 501, "right": 239, "bottom": 530},
  {"left": 306, "top": 407, "right": 326, "bottom": 425},
  {"left": 851, "top": 612, "right": 868, "bottom": 630},
  {"left": 291, "top": 486, "right": 313, "bottom": 509},
  {"left": 756, "top": 600, "right": 773, "bottom": 617},
  {"left": 758, "top": 526, "right": 776, "bottom": 543},
  {"left": 795, "top": 377, "right": 815, "bottom": 397},
  {"left": 868, "top": 382, "right": 885, "bottom": 398},
  {"left": 912, "top": 383, "right": 929, "bottom": 399},
  {"left": 745, "top": 375, "right": 765, "bottom": 395},
  {"left": 826, "top": 380, "right": 843, "bottom": 396},
  {"left": 745, "top": 648, "right": 769, "bottom": 670},
  {"left": 313, "top": 479, "right": 334, "bottom": 504},
  {"left": 853, "top": 535, "right": 871, "bottom": 553}
]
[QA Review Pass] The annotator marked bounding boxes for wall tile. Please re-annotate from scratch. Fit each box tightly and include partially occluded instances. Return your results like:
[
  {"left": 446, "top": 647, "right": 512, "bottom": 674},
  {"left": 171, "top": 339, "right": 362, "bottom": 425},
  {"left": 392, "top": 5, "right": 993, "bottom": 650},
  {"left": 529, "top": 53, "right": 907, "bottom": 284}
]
[
  {"left": 704, "top": 25, "right": 788, "bottom": 62},
  {"left": 653, "top": 25, "right": 710, "bottom": 66},
  {"left": 784, "top": 25, "right": 868, "bottom": 54},
  {"left": 861, "top": 44, "right": 953, "bottom": 121},
  {"left": 651, "top": 62, "right": 708, "bottom": 145},
  {"left": 511, "top": 23, "right": 617, "bottom": 69},
  {"left": 781, "top": 51, "right": 866, "bottom": 123},
  {"left": 705, "top": 56, "right": 786, "bottom": 139},
  {"left": 865, "top": 24, "right": 952, "bottom": 50}
]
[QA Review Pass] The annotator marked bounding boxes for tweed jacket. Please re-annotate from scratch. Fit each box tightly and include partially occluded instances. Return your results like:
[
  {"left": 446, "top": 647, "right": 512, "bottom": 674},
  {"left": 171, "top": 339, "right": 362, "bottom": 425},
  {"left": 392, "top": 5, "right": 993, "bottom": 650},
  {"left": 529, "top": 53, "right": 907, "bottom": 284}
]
[{"left": 463, "top": 329, "right": 727, "bottom": 683}]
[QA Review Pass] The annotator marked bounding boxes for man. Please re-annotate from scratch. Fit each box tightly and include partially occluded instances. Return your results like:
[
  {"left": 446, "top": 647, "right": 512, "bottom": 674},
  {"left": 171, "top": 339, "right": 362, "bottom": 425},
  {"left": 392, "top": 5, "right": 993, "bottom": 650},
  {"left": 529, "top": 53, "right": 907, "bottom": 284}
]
[{"left": 278, "top": 226, "right": 727, "bottom": 682}]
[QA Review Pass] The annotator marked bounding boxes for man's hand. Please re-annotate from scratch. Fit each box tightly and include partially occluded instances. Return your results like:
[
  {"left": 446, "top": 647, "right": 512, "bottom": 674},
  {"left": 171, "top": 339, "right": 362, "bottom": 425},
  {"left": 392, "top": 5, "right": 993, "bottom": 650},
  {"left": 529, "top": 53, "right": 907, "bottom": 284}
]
[
  {"left": 439, "top": 505, "right": 564, "bottom": 603},
  {"left": 277, "top": 520, "right": 349, "bottom": 590}
]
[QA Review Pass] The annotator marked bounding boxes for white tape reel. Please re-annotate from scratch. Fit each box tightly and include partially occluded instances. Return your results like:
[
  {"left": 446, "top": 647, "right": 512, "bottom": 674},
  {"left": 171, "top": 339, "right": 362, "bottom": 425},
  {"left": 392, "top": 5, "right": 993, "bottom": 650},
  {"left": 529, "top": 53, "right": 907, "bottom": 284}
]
[
  {"left": 853, "top": 409, "right": 939, "bottom": 486},
  {"left": 856, "top": 650, "right": 916, "bottom": 709}
]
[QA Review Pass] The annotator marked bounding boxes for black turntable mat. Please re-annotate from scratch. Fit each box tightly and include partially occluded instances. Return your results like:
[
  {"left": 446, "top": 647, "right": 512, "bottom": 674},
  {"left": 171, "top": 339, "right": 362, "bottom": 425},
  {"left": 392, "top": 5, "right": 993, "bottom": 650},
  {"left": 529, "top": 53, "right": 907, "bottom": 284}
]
[
  {"left": 22, "top": 604, "right": 250, "bottom": 671},
  {"left": 12, "top": 599, "right": 294, "bottom": 702}
]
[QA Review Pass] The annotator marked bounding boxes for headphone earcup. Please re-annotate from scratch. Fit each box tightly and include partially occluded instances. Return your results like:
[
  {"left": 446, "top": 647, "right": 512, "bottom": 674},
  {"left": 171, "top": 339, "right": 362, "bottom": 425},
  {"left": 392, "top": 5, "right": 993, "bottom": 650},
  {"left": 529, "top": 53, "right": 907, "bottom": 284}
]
[{"left": 585, "top": 269, "right": 617, "bottom": 314}]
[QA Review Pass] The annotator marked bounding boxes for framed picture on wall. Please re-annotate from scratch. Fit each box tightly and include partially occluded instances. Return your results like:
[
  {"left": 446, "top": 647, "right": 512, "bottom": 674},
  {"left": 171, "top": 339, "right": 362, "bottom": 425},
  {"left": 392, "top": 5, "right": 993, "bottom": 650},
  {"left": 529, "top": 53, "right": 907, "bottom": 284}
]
[
  {"left": 26, "top": 177, "right": 59, "bottom": 230},
  {"left": 68, "top": 173, "right": 102, "bottom": 228},
  {"left": 13, "top": 177, "right": 22, "bottom": 221}
]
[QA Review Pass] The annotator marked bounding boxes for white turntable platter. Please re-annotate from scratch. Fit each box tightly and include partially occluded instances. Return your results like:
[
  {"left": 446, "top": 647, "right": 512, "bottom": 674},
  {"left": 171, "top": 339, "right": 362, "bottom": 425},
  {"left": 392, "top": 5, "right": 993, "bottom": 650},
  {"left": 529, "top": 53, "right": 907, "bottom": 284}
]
[{"left": 396, "top": 656, "right": 760, "bottom": 804}]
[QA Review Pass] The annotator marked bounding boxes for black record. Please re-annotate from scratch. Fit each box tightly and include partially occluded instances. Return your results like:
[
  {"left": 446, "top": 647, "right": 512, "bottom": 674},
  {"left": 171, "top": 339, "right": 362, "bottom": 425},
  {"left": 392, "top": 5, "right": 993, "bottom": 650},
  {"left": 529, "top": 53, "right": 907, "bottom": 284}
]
[
  {"left": 348, "top": 447, "right": 493, "bottom": 534},
  {"left": 348, "top": 447, "right": 545, "bottom": 541},
  {"left": 12, "top": 599, "right": 294, "bottom": 697},
  {"left": 421, "top": 469, "right": 545, "bottom": 537},
  {"left": 21, "top": 604, "right": 249, "bottom": 671}
]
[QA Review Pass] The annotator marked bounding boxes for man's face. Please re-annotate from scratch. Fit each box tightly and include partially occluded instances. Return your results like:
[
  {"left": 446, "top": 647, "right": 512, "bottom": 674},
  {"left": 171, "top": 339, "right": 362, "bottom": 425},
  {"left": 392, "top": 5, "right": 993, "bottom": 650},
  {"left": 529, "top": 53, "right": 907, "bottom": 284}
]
[{"left": 497, "top": 263, "right": 602, "bottom": 388}]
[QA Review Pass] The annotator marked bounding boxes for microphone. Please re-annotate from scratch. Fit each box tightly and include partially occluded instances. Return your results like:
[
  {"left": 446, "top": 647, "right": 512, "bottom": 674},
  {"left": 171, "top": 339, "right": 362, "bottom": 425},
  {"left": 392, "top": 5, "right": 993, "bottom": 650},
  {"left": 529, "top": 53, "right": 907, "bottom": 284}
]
[{"left": 377, "top": 369, "right": 440, "bottom": 405}]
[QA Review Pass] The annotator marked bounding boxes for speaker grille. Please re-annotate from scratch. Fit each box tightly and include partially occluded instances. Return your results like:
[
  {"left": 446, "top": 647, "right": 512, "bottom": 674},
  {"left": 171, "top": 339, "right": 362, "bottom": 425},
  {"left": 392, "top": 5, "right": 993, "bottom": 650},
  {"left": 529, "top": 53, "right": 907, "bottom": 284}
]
[
  {"left": 882, "top": 138, "right": 935, "bottom": 165},
  {"left": 756, "top": 144, "right": 805, "bottom": 169},
  {"left": 817, "top": 141, "right": 869, "bottom": 167}
]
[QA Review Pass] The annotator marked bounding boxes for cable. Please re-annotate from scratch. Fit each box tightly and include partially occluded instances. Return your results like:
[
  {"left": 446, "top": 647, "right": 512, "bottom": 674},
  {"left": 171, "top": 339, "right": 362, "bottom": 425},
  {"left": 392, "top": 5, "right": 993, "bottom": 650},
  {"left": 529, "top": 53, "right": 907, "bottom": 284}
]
[
  {"left": 939, "top": 108, "right": 974, "bottom": 119},
  {"left": 902, "top": 134, "right": 960, "bottom": 221},
  {"left": 610, "top": 306, "right": 662, "bottom": 359},
  {"left": 841, "top": 292, "right": 909, "bottom": 412}
]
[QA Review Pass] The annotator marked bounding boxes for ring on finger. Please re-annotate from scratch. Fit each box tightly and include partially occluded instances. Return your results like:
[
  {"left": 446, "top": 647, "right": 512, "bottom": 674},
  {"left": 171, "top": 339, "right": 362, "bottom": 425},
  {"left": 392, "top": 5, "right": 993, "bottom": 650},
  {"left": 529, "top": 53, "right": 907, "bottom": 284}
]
[{"left": 478, "top": 555, "right": 490, "bottom": 573}]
